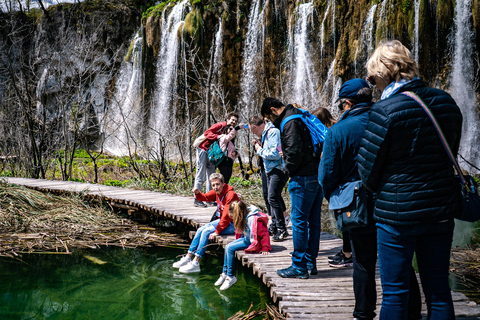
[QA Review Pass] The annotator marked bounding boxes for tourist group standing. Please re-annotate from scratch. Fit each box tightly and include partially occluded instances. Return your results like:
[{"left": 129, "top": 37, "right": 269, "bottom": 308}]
[{"left": 172, "top": 39, "right": 463, "bottom": 319}]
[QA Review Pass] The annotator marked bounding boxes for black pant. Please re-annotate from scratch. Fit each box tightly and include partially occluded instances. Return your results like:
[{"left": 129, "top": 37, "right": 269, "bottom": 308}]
[
  {"left": 260, "top": 168, "right": 271, "bottom": 216},
  {"left": 217, "top": 157, "right": 233, "bottom": 184},
  {"left": 266, "top": 168, "right": 288, "bottom": 231},
  {"left": 350, "top": 231, "right": 423, "bottom": 320},
  {"left": 343, "top": 230, "right": 352, "bottom": 253}
]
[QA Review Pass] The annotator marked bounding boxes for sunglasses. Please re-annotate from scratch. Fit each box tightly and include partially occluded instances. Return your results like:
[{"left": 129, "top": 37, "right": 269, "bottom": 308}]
[{"left": 366, "top": 76, "right": 376, "bottom": 86}]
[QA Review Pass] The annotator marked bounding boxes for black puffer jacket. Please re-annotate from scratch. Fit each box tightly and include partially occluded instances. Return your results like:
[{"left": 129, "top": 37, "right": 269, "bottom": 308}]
[
  {"left": 273, "top": 104, "right": 319, "bottom": 177},
  {"left": 357, "top": 79, "right": 463, "bottom": 225}
]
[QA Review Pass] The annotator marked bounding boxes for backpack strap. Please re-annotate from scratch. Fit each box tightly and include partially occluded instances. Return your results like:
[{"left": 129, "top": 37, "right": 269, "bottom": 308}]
[{"left": 280, "top": 114, "right": 303, "bottom": 133}]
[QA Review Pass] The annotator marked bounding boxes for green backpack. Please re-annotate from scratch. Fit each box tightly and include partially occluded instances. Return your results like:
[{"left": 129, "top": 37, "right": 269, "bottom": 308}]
[{"left": 207, "top": 140, "right": 227, "bottom": 166}]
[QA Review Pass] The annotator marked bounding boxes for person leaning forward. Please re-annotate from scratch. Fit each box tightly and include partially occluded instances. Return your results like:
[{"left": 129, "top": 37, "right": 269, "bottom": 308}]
[
  {"left": 261, "top": 98, "right": 323, "bottom": 279},
  {"left": 193, "top": 112, "right": 239, "bottom": 208}
]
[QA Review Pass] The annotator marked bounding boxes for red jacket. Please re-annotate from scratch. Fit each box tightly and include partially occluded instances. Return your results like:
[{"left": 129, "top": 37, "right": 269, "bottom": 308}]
[
  {"left": 235, "top": 209, "right": 271, "bottom": 253},
  {"left": 198, "top": 121, "right": 226, "bottom": 151},
  {"left": 194, "top": 184, "right": 239, "bottom": 234}
]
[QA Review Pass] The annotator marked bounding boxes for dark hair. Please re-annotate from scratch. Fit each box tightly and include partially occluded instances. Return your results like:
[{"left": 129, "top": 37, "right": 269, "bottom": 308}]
[
  {"left": 261, "top": 98, "right": 284, "bottom": 117},
  {"left": 225, "top": 125, "right": 236, "bottom": 144},
  {"left": 312, "top": 107, "right": 337, "bottom": 129},
  {"left": 248, "top": 115, "right": 264, "bottom": 126},
  {"left": 229, "top": 200, "right": 248, "bottom": 232},
  {"left": 226, "top": 112, "right": 239, "bottom": 121},
  {"left": 348, "top": 87, "right": 373, "bottom": 105}
]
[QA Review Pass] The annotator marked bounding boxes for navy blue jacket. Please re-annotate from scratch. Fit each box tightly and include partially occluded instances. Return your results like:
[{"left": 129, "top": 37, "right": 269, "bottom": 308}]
[
  {"left": 319, "top": 102, "right": 373, "bottom": 200},
  {"left": 273, "top": 104, "right": 319, "bottom": 177},
  {"left": 357, "top": 79, "right": 463, "bottom": 225}
]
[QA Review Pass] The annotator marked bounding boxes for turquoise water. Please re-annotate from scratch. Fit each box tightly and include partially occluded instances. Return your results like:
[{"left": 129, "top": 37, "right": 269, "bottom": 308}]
[{"left": 0, "top": 247, "right": 271, "bottom": 319}]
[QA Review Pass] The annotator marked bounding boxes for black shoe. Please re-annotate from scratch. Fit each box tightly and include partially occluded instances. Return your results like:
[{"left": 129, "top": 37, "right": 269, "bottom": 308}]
[
  {"left": 329, "top": 255, "right": 353, "bottom": 268},
  {"left": 277, "top": 266, "right": 309, "bottom": 279},
  {"left": 328, "top": 250, "right": 344, "bottom": 262},
  {"left": 206, "top": 202, "right": 216, "bottom": 207},
  {"left": 307, "top": 262, "right": 318, "bottom": 275},
  {"left": 268, "top": 226, "right": 277, "bottom": 236},
  {"left": 273, "top": 229, "right": 288, "bottom": 242},
  {"left": 194, "top": 199, "right": 207, "bottom": 208}
]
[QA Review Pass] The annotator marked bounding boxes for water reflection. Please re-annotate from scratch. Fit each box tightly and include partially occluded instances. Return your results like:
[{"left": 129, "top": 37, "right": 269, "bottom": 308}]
[{"left": 0, "top": 247, "right": 270, "bottom": 319}]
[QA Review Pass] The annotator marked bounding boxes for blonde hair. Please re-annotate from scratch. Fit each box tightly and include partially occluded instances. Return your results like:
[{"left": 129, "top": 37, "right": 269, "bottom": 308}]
[
  {"left": 366, "top": 40, "right": 419, "bottom": 84},
  {"left": 229, "top": 201, "right": 248, "bottom": 232}
]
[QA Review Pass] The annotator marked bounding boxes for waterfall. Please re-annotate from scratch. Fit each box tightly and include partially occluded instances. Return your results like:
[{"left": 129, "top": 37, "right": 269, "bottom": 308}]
[
  {"left": 212, "top": 19, "right": 223, "bottom": 78},
  {"left": 450, "top": 0, "right": 480, "bottom": 174},
  {"left": 321, "top": 58, "right": 342, "bottom": 119},
  {"left": 151, "top": 0, "right": 190, "bottom": 138},
  {"left": 289, "top": 2, "right": 321, "bottom": 109},
  {"left": 413, "top": 0, "right": 420, "bottom": 63},
  {"left": 319, "top": 0, "right": 333, "bottom": 59},
  {"left": 239, "top": 0, "right": 266, "bottom": 119},
  {"left": 104, "top": 31, "right": 144, "bottom": 156},
  {"left": 364, "top": 4, "right": 377, "bottom": 56}
]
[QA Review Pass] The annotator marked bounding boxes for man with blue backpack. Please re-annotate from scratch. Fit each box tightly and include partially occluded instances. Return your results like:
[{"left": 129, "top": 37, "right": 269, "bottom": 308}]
[{"left": 261, "top": 98, "right": 328, "bottom": 278}]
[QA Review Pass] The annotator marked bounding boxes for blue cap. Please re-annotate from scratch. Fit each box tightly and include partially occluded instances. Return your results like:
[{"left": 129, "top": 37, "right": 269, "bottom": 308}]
[{"left": 336, "top": 79, "right": 370, "bottom": 102}]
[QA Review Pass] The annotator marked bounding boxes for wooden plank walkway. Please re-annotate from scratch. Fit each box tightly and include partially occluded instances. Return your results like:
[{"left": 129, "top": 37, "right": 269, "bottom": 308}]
[{"left": 4, "top": 177, "right": 480, "bottom": 319}]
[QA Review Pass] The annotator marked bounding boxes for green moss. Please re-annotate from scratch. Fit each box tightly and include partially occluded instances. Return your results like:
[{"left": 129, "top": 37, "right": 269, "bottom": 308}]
[
  {"left": 402, "top": 0, "right": 412, "bottom": 14},
  {"left": 472, "top": 0, "right": 480, "bottom": 31},
  {"left": 125, "top": 38, "right": 136, "bottom": 62},
  {"left": 437, "top": 0, "right": 454, "bottom": 29},
  {"left": 183, "top": 8, "right": 203, "bottom": 40},
  {"left": 26, "top": 8, "right": 43, "bottom": 24}
]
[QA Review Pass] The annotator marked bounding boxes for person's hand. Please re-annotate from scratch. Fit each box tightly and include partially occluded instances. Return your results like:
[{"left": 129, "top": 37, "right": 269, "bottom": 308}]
[
  {"left": 261, "top": 251, "right": 270, "bottom": 255},
  {"left": 208, "top": 232, "right": 218, "bottom": 240},
  {"left": 279, "top": 151, "right": 284, "bottom": 157},
  {"left": 254, "top": 143, "right": 261, "bottom": 151},
  {"left": 232, "top": 151, "right": 238, "bottom": 157},
  {"left": 239, "top": 124, "right": 245, "bottom": 129},
  {"left": 192, "top": 187, "right": 200, "bottom": 194}
]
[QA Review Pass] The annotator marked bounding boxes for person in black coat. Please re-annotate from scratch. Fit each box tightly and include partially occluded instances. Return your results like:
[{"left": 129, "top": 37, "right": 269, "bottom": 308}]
[
  {"left": 357, "top": 40, "right": 463, "bottom": 319},
  {"left": 261, "top": 99, "right": 323, "bottom": 279}
]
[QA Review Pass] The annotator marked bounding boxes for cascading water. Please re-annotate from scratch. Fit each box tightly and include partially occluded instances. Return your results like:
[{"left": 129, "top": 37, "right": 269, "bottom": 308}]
[
  {"left": 104, "top": 31, "right": 144, "bottom": 156},
  {"left": 211, "top": 19, "right": 224, "bottom": 107},
  {"left": 413, "top": 0, "right": 420, "bottom": 63},
  {"left": 239, "top": 0, "right": 266, "bottom": 119},
  {"left": 450, "top": 0, "right": 480, "bottom": 175},
  {"left": 364, "top": 4, "right": 377, "bottom": 56},
  {"left": 449, "top": 0, "right": 479, "bottom": 247},
  {"left": 289, "top": 2, "right": 321, "bottom": 109},
  {"left": 151, "top": 0, "right": 190, "bottom": 139},
  {"left": 321, "top": 58, "right": 342, "bottom": 119},
  {"left": 319, "top": 0, "right": 332, "bottom": 60}
]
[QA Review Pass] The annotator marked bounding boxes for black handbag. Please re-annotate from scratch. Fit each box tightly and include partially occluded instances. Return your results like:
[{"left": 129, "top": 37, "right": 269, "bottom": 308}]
[
  {"left": 328, "top": 180, "right": 369, "bottom": 232},
  {"left": 402, "top": 91, "right": 480, "bottom": 222}
]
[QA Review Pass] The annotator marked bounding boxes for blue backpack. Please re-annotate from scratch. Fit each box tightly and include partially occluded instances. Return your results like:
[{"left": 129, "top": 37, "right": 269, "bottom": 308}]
[
  {"left": 208, "top": 140, "right": 227, "bottom": 166},
  {"left": 280, "top": 108, "right": 329, "bottom": 156}
]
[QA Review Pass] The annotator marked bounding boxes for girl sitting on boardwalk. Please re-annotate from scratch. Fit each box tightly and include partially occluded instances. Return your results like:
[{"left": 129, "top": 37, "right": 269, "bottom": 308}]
[{"left": 215, "top": 201, "right": 271, "bottom": 290}]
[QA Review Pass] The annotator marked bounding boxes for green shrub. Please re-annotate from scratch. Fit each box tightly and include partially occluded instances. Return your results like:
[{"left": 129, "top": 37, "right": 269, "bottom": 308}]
[
  {"left": 104, "top": 179, "right": 124, "bottom": 187},
  {"left": 0, "top": 170, "right": 12, "bottom": 177}
]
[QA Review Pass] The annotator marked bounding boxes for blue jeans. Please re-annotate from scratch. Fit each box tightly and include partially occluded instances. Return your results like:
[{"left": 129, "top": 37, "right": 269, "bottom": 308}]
[
  {"left": 288, "top": 175, "right": 323, "bottom": 270},
  {"left": 194, "top": 147, "right": 215, "bottom": 192},
  {"left": 223, "top": 237, "right": 251, "bottom": 276},
  {"left": 377, "top": 220, "right": 455, "bottom": 320},
  {"left": 188, "top": 219, "right": 235, "bottom": 258}
]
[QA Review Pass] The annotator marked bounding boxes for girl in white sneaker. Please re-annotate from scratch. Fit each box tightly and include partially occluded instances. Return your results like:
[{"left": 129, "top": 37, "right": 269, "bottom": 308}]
[{"left": 215, "top": 201, "right": 271, "bottom": 290}]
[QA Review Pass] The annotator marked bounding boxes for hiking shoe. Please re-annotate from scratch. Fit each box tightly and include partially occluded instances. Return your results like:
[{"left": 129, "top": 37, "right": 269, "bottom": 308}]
[
  {"left": 194, "top": 199, "right": 207, "bottom": 208},
  {"left": 214, "top": 273, "right": 227, "bottom": 286},
  {"left": 273, "top": 229, "right": 288, "bottom": 242},
  {"left": 179, "top": 261, "right": 201, "bottom": 273},
  {"left": 329, "top": 255, "right": 353, "bottom": 268},
  {"left": 172, "top": 255, "right": 191, "bottom": 268},
  {"left": 220, "top": 275, "right": 237, "bottom": 290},
  {"left": 307, "top": 262, "right": 318, "bottom": 275},
  {"left": 268, "top": 226, "right": 277, "bottom": 236},
  {"left": 328, "top": 250, "right": 344, "bottom": 262},
  {"left": 277, "top": 266, "right": 309, "bottom": 279}
]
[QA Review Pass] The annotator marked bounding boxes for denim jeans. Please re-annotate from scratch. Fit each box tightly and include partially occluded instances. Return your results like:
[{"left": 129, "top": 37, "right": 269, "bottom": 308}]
[
  {"left": 288, "top": 175, "right": 323, "bottom": 270},
  {"left": 223, "top": 237, "right": 251, "bottom": 276},
  {"left": 267, "top": 168, "right": 288, "bottom": 231},
  {"left": 377, "top": 220, "right": 455, "bottom": 320},
  {"left": 194, "top": 147, "right": 215, "bottom": 192},
  {"left": 188, "top": 219, "right": 235, "bottom": 258}
]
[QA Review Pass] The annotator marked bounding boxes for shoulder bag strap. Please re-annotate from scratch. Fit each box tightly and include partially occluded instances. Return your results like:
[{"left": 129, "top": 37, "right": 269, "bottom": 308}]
[{"left": 401, "top": 91, "right": 468, "bottom": 189}]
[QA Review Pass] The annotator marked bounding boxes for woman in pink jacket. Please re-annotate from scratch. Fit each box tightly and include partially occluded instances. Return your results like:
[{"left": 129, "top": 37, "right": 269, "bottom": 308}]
[
  {"left": 216, "top": 125, "right": 239, "bottom": 184},
  {"left": 214, "top": 201, "right": 271, "bottom": 290}
]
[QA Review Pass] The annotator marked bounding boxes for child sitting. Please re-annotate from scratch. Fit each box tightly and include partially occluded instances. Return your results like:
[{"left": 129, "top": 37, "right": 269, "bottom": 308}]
[{"left": 214, "top": 201, "right": 271, "bottom": 290}]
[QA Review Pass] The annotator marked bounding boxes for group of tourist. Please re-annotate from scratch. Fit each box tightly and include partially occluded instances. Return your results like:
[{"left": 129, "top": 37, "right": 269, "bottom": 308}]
[{"left": 172, "top": 39, "right": 463, "bottom": 319}]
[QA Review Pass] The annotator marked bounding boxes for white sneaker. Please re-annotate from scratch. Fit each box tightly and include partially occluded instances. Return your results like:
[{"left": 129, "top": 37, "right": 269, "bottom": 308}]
[
  {"left": 214, "top": 273, "right": 227, "bottom": 286},
  {"left": 179, "top": 261, "right": 200, "bottom": 273},
  {"left": 172, "top": 255, "right": 191, "bottom": 268},
  {"left": 220, "top": 275, "right": 237, "bottom": 290}
]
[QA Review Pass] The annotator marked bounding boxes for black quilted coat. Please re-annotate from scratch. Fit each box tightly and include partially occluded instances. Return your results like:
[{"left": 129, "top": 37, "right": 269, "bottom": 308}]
[{"left": 357, "top": 79, "right": 463, "bottom": 225}]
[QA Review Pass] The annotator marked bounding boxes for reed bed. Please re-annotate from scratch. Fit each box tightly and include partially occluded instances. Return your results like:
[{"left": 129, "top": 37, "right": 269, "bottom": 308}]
[{"left": 0, "top": 181, "right": 188, "bottom": 257}]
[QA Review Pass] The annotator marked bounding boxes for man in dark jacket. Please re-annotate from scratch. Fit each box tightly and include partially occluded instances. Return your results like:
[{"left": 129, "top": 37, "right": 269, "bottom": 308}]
[
  {"left": 261, "top": 98, "right": 322, "bottom": 279},
  {"left": 357, "top": 40, "right": 462, "bottom": 319}
]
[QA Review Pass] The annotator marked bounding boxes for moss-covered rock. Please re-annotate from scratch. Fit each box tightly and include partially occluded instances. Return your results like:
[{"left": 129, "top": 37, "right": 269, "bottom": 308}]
[
  {"left": 183, "top": 7, "right": 203, "bottom": 41},
  {"left": 437, "top": 0, "right": 454, "bottom": 29}
]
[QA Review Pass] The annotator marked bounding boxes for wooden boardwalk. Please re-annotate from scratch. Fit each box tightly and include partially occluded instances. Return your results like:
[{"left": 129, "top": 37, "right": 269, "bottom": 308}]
[{"left": 5, "top": 177, "right": 480, "bottom": 319}]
